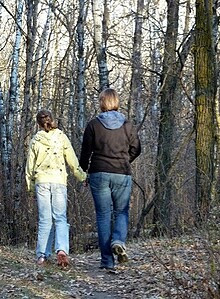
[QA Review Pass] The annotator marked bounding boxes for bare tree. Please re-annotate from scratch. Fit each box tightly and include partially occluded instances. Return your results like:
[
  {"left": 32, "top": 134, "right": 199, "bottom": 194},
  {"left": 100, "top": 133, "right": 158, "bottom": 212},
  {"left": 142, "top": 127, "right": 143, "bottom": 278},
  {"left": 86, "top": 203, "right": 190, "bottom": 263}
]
[
  {"left": 37, "top": 0, "right": 53, "bottom": 109},
  {"left": 76, "top": 0, "right": 87, "bottom": 139},
  {"left": 0, "top": 0, "right": 24, "bottom": 242},
  {"left": 4, "top": 0, "right": 23, "bottom": 195},
  {"left": 0, "top": 0, "right": 218, "bottom": 248},
  {"left": 152, "top": 0, "right": 194, "bottom": 235},
  {"left": 152, "top": 0, "right": 180, "bottom": 235},
  {"left": 194, "top": 0, "right": 216, "bottom": 223},
  {"left": 92, "top": 0, "right": 109, "bottom": 91},
  {"left": 129, "top": 0, "right": 144, "bottom": 124},
  {"left": 9, "top": 0, "right": 40, "bottom": 243}
]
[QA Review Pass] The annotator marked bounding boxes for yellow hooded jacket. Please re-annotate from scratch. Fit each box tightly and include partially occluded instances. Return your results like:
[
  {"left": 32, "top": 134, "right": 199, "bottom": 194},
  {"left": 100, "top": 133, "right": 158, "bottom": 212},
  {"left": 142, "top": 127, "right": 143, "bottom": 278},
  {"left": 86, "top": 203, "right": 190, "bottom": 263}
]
[{"left": 26, "top": 128, "right": 86, "bottom": 192}]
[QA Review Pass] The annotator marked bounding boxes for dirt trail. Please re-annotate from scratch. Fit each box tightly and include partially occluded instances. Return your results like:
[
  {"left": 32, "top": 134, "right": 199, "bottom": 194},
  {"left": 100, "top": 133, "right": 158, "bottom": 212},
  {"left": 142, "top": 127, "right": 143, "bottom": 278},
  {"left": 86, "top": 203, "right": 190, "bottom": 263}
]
[{"left": 0, "top": 236, "right": 217, "bottom": 298}]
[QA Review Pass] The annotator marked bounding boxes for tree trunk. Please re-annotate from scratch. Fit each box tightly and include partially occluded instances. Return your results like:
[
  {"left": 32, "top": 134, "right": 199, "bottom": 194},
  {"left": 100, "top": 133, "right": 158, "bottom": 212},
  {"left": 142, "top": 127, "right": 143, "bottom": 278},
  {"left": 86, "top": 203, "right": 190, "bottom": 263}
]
[
  {"left": 37, "top": 0, "right": 52, "bottom": 109},
  {"left": 211, "top": 0, "right": 220, "bottom": 204},
  {"left": 76, "top": 0, "right": 87, "bottom": 140},
  {"left": 1, "top": 0, "right": 24, "bottom": 242},
  {"left": 152, "top": 0, "right": 179, "bottom": 236},
  {"left": 129, "top": 0, "right": 144, "bottom": 124},
  {"left": 0, "top": 86, "right": 9, "bottom": 218},
  {"left": 6, "top": 0, "right": 23, "bottom": 195},
  {"left": 194, "top": 0, "right": 216, "bottom": 223},
  {"left": 10, "top": 0, "right": 39, "bottom": 244},
  {"left": 92, "top": 0, "right": 109, "bottom": 91}
]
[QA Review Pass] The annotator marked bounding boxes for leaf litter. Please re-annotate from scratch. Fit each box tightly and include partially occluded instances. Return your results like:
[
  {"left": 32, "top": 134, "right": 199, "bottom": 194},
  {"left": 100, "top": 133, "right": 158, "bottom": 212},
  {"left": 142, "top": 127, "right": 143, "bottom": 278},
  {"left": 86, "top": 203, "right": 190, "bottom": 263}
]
[{"left": 0, "top": 234, "right": 219, "bottom": 298}]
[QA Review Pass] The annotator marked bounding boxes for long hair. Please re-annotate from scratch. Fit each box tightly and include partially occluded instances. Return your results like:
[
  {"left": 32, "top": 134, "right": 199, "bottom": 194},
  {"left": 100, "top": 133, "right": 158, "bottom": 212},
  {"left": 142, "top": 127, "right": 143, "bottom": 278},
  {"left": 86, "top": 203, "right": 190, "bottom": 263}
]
[
  {"left": 36, "top": 109, "right": 57, "bottom": 132},
  {"left": 99, "top": 88, "right": 119, "bottom": 112}
]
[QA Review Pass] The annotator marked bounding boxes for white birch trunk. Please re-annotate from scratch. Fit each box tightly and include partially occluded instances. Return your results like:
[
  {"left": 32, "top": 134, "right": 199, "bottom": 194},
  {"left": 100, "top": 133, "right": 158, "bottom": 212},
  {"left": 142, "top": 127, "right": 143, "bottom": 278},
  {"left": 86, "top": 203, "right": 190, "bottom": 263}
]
[
  {"left": 92, "top": 0, "right": 109, "bottom": 91},
  {"left": 68, "top": 73, "right": 75, "bottom": 139},
  {"left": 0, "top": 0, "right": 3, "bottom": 28},
  {"left": 1, "top": 0, "right": 23, "bottom": 199},
  {"left": 129, "top": 0, "right": 144, "bottom": 123},
  {"left": 37, "top": 0, "right": 52, "bottom": 109},
  {"left": 8, "top": 0, "right": 23, "bottom": 143},
  {"left": 183, "top": 0, "right": 191, "bottom": 36},
  {"left": 16, "top": 0, "right": 39, "bottom": 199},
  {"left": 0, "top": 88, "right": 8, "bottom": 170},
  {"left": 0, "top": 87, "right": 11, "bottom": 228},
  {"left": 77, "top": 0, "right": 86, "bottom": 137}
]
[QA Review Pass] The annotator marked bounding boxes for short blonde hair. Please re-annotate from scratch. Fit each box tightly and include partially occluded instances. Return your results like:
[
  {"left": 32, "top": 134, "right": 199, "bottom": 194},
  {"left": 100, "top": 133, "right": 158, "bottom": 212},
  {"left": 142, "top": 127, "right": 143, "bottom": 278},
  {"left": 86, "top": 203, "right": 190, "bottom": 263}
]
[{"left": 99, "top": 88, "right": 119, "bottom": 112}]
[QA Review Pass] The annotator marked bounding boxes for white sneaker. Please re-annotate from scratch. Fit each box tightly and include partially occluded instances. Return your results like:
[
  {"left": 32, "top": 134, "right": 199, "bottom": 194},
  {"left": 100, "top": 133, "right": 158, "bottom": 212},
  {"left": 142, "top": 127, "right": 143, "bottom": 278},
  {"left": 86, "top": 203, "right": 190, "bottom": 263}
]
[{"left": 37, "top": 256, "right": 46, "bottom": 266}]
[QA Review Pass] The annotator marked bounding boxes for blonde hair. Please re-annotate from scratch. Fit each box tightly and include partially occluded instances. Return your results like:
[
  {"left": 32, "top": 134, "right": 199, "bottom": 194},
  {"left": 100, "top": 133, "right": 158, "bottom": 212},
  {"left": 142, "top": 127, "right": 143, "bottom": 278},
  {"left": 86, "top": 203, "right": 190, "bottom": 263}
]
[{"left": 99, "top": 88, "right": 119, "bottom": 112}]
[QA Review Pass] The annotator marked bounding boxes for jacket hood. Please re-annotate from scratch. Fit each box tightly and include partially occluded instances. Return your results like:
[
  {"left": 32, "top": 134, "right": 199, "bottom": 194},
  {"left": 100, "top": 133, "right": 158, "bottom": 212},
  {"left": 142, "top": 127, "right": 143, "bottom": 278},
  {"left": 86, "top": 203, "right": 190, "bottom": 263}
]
[
  {"left": 97, "top": 111, "right": 126, "bottom": 129},
  {"left": 33, "top": 128, "right": 62, "bottom": 147}
]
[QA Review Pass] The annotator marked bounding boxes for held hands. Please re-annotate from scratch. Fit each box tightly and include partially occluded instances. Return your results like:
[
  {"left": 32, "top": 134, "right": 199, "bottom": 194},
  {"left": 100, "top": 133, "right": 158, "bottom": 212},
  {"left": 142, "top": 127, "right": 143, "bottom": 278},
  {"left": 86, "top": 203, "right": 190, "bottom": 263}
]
[
  {"left": 28, "top": 181, "right": 35, "bottom": 197},
  {"left": 27, "top": 188, "right": 35, "bottom": 198},
  {"left": 83, "top": 176, "right": 89, "bottom": 187}
]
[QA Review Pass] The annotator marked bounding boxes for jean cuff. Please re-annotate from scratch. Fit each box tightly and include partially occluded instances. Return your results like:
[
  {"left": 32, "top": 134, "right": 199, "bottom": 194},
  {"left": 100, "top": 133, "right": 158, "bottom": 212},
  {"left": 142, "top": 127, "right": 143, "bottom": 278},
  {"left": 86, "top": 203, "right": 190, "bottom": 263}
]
[{"left": 111, "top": 240, "right": 126, "bottom": 250}]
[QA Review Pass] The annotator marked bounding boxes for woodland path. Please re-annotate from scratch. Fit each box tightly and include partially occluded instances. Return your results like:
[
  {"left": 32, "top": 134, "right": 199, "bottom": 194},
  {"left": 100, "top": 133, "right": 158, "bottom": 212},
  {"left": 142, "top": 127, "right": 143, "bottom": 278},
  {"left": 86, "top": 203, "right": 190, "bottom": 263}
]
[{"left": 0, "top": 235, "right": 218, "bottom": 299}]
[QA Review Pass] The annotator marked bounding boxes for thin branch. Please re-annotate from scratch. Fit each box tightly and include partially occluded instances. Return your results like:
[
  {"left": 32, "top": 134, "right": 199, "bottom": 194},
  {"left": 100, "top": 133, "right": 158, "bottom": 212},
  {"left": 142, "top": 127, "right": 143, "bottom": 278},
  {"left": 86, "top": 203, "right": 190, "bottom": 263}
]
[{"left": 0, "top": 0, "right": 27, "bottom": 38}]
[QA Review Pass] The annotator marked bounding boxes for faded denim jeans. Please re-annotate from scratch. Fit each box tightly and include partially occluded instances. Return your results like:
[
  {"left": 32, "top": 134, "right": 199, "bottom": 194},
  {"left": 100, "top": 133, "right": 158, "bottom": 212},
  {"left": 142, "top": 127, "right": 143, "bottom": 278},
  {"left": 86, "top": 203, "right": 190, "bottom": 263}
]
[
  {"left": 89, "top": 172, "right": 132, "bottom": 269},
  {"left": 35, "top": 183, "right": 69, "bottom": 258}
]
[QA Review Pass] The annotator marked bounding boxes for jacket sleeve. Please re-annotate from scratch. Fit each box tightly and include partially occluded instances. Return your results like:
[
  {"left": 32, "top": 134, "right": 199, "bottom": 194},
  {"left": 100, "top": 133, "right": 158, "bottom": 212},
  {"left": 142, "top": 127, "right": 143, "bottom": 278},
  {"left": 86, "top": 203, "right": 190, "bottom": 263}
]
[
  {"left": 79, "top": 123, "right": 93, "bottom": 172},
  {"left": 25, "top": 140, "right": 36, "bottom": 192},
  {"left": 63, "top": 134, "right": 87, "bottom": 182},
  {"left": 129, "top": 124, "right": 141, "bottom": 163}
]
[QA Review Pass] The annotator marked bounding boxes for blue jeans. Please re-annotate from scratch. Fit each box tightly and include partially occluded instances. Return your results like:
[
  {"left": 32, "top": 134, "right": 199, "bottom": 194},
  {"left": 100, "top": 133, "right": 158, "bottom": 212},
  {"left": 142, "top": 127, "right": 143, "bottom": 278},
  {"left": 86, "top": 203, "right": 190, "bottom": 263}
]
[
  {"left": 35, "top": 183, "right": 69, "bottom": 258},
  {"left": 89, "top": 172, "right": 132, "bottom": 268}
]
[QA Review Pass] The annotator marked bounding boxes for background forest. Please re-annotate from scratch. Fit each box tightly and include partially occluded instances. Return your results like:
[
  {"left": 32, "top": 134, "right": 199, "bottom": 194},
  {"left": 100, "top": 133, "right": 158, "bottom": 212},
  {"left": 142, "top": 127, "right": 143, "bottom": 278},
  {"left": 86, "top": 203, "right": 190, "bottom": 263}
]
[{"left": 0, "top": 0, "right": 219, "bottom": 256}]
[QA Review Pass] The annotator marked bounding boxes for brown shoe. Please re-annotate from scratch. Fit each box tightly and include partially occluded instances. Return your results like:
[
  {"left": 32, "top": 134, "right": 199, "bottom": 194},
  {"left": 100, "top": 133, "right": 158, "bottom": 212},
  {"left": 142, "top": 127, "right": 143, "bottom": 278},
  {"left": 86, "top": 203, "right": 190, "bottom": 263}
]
[
  {"left": 57, "top": 251, "right": 69, "bottom": 268},
  {"left": 111, "top": 244, "right": 128, "bottom": 263}
]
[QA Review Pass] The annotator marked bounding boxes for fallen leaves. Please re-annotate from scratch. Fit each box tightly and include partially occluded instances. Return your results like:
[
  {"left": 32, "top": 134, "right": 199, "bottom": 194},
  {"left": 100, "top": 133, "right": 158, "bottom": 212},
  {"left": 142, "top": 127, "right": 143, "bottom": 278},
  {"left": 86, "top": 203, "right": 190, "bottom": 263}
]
[{"left": 0, "top": 234, "right": 219, "bottom": 298}]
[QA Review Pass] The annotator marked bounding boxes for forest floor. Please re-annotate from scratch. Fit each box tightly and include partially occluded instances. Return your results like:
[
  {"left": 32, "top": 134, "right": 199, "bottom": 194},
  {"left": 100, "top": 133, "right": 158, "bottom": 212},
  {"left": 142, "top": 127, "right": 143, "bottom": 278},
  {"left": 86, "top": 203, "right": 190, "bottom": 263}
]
[{"left": 0, "top": 234, "right": 219, "bottom": 299}]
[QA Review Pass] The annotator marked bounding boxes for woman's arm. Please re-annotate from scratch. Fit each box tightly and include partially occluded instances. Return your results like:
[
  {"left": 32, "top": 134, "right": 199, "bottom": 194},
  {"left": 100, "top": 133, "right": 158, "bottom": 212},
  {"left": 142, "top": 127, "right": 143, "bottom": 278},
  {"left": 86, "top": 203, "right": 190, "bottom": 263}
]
[{"left": 79, "top": 123, "right": 94, "bottom": 172}]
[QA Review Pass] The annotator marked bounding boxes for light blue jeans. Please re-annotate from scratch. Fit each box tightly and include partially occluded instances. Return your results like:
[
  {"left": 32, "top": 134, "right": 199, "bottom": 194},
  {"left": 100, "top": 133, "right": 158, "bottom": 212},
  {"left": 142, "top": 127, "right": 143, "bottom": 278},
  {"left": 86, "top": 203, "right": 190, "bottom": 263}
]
[
  {"left": 89, "top": 172, "right": 132, "bottom": 269},
  {"left": 35, "top": 183, "right": 69, "bottom": 258}
]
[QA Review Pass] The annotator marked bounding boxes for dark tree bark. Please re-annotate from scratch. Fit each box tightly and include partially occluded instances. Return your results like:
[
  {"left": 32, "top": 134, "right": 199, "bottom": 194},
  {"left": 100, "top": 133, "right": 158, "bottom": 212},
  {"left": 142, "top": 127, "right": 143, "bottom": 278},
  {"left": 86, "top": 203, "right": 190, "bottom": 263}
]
[
  {"left": 194, "top": 0, "right": 216, "bottom": 223},
  {"left": 152, "top": 0, "right": 180, "bottom": 235}
]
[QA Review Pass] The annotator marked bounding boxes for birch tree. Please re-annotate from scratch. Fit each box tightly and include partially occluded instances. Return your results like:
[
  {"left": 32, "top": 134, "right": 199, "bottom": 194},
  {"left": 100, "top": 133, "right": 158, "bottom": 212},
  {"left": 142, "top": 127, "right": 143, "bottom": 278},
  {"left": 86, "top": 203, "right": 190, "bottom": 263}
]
[
  {"left": 8, "top": 0, "right": 23, "bottom": 125},
  {"left": 4, "top": 0, "right": 23, "bottom": 195},
  {"left": 92, "top": 0, "right": 109, "bottom": 91},
  {"left": 0, "top": 86, "right": 8, "bottom": 195},
  {"left": 37, "top": 0, "right": 53, "bottom": 109},
  {"left": 12, "top": 0, "right": 39, "bottom": 239},
  {"left": 129, "top": 0, "right": 144, "bottom": 124},
  {"left": 76, "top": 0, "right": 87, "bottom": 138},
  {"left": 0, "top": 0, "right": 24, "bottom": 241}
]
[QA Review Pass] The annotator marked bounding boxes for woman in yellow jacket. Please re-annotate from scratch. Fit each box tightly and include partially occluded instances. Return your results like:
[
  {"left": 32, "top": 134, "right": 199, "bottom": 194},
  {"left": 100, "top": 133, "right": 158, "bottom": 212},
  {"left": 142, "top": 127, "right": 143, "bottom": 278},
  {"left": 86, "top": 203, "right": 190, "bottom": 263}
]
[{"left": 26, "top": 109, "right": 86, "bottom": 267}]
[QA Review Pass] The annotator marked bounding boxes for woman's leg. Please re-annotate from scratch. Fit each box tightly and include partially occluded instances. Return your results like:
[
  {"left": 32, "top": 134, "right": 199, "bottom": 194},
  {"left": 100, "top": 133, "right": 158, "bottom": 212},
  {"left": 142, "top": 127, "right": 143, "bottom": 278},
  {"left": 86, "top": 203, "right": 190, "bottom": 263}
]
[
  {"left": 110, "top": 174, "right": 132, "bottom": 248},
  {"left": 51, "top": 183, "right": 69, "bottom": 255},
  {"left": 35, "top": 183, "right": 53, "bottom": 259},
  {"left": 89, "top": 172, "right": 115, "bottom": 269}
]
